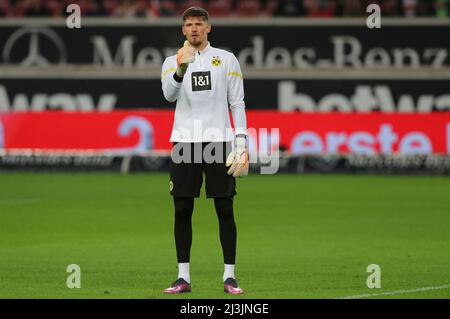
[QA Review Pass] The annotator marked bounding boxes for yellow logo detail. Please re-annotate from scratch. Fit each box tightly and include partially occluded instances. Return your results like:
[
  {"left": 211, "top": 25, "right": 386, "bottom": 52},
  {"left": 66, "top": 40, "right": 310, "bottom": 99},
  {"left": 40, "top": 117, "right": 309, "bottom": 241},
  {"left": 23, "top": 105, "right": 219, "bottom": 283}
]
[
  {"left": 169, "top": 181, "right": 174, "bottom": 192},
  {"left": 162, "top": 67, "right": 176, "bottom": 79},
  {"left": 211, "top": 56, "right": 222, "bottom": 67},
  {"left": 228, "top": 71, "right": 243, "bottom": 79}
]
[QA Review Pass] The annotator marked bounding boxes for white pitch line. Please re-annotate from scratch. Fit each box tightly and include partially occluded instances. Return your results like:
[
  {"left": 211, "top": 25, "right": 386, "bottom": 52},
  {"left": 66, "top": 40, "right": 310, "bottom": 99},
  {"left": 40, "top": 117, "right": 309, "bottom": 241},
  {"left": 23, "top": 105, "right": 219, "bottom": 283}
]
[{"left": 336, "top": 284, "right": 450, "bottom": 299}]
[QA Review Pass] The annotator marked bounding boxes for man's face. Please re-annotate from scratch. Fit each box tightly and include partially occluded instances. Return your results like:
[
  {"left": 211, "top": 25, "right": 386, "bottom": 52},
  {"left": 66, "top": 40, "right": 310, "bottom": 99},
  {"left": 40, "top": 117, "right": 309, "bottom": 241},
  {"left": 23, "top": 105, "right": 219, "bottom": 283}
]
[{"left": 182, "top": 17, "right": 211, "bottom": 47}]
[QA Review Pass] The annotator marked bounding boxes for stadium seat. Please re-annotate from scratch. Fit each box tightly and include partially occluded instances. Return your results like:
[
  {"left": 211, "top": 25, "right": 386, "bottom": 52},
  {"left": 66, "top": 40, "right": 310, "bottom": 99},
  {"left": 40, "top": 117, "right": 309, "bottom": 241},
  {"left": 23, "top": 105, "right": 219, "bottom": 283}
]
[
  {"left": 382, "top": 0, "right": 404, "bottom": 16},
  {"left": 304, "top": 0, "right": 336, "bottom": 17},
  {"left": 102, "top": 0, "right": 120, "bottom": 15},
  {"left": 156, "top": 0, "right": 177, "bottom": 16},
  {"left": 177, "top": 0, "right": 205, "bottom": 16},
  {"left": 262, "top": 0, "right": 279, "bottom": 16},
  {"left": 233, "top": 0, "right": 262, "bottom": 17},
  {"left": 206, "top": 0, "right": 232, "bottom": 18},
  {"left": 0, "top": 0, "right": 10, "bottom": 16}
]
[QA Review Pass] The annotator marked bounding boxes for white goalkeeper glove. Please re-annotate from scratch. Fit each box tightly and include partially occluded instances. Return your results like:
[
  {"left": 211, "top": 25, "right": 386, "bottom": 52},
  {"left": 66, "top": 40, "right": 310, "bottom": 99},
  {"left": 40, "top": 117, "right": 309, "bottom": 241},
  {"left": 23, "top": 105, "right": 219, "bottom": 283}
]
[
  {"left": 176, "top": 40, "right": 196, "bottom": 77},
  {"left": 226, "top": 135, "right": 249, "bottom": 177}
]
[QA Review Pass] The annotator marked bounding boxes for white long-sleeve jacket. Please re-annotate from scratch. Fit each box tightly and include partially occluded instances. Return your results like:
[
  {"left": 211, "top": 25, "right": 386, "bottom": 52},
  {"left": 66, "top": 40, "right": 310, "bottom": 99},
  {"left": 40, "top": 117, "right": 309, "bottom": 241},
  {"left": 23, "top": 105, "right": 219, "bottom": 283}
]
[{"left": 161, "top": 42, "right": 247, "bottom": 143}]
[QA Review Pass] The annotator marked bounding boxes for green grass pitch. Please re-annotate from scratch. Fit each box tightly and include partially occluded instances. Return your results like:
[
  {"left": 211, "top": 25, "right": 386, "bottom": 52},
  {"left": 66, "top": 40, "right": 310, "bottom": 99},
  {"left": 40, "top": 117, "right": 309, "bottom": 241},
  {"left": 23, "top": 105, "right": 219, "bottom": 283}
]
[{"left": 0, "top": 172, "right": 449, "bottom": 299}]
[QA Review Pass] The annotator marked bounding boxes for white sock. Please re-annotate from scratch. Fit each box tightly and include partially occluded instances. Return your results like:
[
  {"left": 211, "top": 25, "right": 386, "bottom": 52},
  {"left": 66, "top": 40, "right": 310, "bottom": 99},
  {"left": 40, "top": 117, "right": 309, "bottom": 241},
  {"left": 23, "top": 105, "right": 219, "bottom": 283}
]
[
  {"left": 223, "top": 264, "right": 235, "bottom": 282},
  {"left": 178, "top": 262, "right": 190, "bottom": 284}
]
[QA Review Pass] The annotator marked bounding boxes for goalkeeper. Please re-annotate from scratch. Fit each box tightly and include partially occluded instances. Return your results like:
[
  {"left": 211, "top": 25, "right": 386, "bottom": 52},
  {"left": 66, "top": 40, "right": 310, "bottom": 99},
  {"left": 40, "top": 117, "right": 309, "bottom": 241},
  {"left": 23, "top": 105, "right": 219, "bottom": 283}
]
[{"left": 160, "top": 6, "right": 248, "bottom": 295}]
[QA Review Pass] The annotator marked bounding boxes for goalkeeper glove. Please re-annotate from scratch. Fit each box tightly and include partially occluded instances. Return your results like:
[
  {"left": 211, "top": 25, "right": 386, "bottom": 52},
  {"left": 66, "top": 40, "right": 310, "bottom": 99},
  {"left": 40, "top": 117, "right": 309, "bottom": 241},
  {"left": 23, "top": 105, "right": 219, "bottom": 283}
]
[
  {"left": 176, "top": 40, "right": 196, "bottom": 77},
  {"left": 226, "top": 135, "right": 249, "bottom": 177}
]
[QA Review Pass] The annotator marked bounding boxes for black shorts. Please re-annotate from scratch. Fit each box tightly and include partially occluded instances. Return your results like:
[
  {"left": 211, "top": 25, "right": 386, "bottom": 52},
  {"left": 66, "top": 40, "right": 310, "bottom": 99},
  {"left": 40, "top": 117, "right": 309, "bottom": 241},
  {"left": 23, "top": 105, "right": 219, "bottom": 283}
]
[{"left": 169, "top": 142, "right": 237, "bottom": 198}]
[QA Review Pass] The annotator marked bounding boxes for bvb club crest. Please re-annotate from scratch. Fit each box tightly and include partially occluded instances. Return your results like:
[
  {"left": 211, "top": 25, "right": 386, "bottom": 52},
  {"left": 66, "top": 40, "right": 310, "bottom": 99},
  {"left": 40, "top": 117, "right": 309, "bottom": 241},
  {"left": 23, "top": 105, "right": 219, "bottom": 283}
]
[{"left": 211, "top": 56, "right": 222, "bottom": 67}]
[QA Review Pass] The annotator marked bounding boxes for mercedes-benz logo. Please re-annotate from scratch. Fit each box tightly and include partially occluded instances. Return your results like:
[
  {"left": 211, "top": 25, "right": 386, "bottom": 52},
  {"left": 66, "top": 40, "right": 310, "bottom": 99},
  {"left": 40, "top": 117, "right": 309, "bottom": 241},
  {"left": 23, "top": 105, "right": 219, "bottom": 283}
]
[{"left": 2, "top": 26, "right": 67, "bottom": 66}]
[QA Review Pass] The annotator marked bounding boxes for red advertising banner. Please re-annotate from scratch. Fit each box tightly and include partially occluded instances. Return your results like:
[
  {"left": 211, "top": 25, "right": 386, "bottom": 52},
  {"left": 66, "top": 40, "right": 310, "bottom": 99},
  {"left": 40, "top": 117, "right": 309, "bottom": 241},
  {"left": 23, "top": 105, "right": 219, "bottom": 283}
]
[{"left": 0, "top": 111, "right": 449, "bottom": 155}]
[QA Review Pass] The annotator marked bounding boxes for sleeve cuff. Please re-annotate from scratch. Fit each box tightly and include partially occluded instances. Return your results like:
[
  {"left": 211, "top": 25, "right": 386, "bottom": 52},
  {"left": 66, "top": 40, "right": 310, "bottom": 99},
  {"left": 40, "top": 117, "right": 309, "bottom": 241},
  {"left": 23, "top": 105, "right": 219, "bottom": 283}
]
[
  {"left": 235, "top": 128, "right": 248, "bottom": 136},
  {"left": 173, "top": 72, "right": 183, "bottom": 83},
  {"left": 229, "top": 101, "right": 245, "bottom": 110}
]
